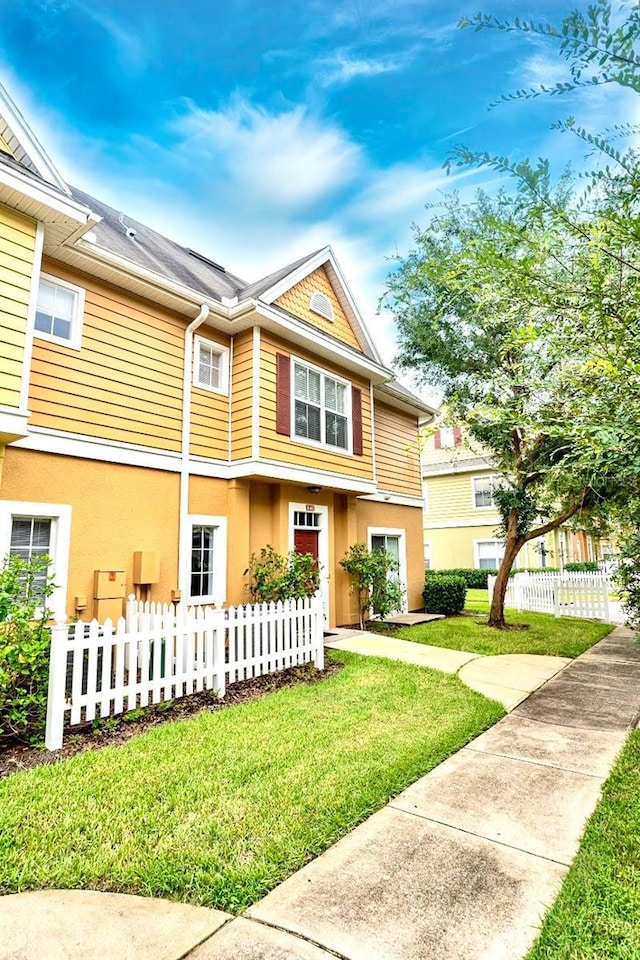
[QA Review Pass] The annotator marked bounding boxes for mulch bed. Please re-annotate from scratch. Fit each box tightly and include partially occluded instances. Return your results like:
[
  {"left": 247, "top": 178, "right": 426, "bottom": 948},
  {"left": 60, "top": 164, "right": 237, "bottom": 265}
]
[{"left": 0, "top": 655, "right": 343, "bottom": 780}]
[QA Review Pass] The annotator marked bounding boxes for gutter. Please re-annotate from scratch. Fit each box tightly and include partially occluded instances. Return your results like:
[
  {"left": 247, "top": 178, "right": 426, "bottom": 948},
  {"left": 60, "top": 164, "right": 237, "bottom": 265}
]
[{"left": 177, "top": 303, "right": 209, "bottom": 599}]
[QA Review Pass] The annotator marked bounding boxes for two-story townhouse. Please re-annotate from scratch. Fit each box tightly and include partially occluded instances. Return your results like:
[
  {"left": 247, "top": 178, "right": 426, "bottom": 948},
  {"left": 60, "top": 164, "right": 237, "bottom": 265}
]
[
  {"left": 0, "top": 83, "right": 434, "bottom": 627},
  {"left": 422, "top": 424, "right": 604, "bottom": 571}
]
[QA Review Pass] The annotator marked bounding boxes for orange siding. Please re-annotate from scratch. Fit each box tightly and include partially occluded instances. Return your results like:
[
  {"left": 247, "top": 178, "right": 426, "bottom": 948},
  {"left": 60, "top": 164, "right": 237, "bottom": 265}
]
[
  {"left": 374, "top": 402, "right": 422, "bottom": 496},
  {"left": 275, "top": 266, "right": 362, "bottom": 353},
  {"left": 190, "top": 330, "right": 231, "bottom": 459},
  {"left": 231, "top": 328, "right": 253, "bottom": 460},
  {"left": 29, "top": 259, "right": 185, "bottom": 451},
  {"left": 259, "top": 333, "right": 374, "bottom": 481}
]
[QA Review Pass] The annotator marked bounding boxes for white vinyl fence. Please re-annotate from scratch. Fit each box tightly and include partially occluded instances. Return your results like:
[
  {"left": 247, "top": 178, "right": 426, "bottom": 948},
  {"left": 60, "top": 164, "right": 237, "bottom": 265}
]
[
  {"left": 487, "top": 571, "right": 611, "bottom": 622},
  {"left": 45, "top": 594, "right": 324, "bottom": 751}
]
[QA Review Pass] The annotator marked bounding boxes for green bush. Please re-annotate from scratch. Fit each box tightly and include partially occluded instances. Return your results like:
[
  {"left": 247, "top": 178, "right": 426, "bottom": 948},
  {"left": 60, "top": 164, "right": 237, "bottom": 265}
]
[
  {"left": 423, "top": 574, "right": 466, "bottom": 615},
  {"left": 340, "top": 543, "right": 405, "bottom": 629},
  {"left": 0, "top": 554, "right": 55, "bottom": 744},
  {"left": 428, "top": 568, "right": 489, "bottom": 589},
  {"left": 245, "top": 545, "right": 320, "bottom": 603},
  {"left": 565, "top": 561, "right": 599, "bottom": 572}
]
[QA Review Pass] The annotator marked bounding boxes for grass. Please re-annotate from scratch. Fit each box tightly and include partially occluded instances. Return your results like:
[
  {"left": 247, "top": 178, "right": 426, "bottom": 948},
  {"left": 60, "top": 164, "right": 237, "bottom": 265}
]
[
  {"left": 393, "top": 589, "right": 613, "bottom": 658},
  {"left": 0, "top": 650, "right": 503, "bottom": 912},
  {"left": 527, "top": 730, "right": 640, "bottom": 960}
]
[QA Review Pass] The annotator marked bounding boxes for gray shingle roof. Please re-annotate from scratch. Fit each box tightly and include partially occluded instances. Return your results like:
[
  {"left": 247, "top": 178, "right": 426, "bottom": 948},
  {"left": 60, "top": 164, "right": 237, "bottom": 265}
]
[{"left": 240, "top": 249, "right": 325, "bottom": 301}]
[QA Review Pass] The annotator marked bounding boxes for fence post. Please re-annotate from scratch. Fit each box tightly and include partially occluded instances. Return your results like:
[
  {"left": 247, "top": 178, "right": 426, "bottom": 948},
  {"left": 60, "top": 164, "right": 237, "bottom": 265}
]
[
  {"left": 553, "top": 582, "right": 560, "bottom": 618},
  {"left": 125, "top": 593, "right": 138, "bottom": 630},
  {"left": 45, "top": 619, "right": 68, "bottom": 751},
  {"left": 313, "top": 596, "right": 324, "bottom": 670},
  {"left": 212, "top": 608, "right": 226, "bottom": 699},
  {"left": 602, "top": 579, "right": 610, "bottom": 623}
]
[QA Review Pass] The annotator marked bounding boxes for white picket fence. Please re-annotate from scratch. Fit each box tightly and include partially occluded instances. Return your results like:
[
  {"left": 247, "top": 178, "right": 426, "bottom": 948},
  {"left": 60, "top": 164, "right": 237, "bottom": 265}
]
[
  {"left": 45, "top": 594, "right": 324, "bottom": 751},
  {"left": 487, "top": 571, "right": 611, "bottom": 621}
]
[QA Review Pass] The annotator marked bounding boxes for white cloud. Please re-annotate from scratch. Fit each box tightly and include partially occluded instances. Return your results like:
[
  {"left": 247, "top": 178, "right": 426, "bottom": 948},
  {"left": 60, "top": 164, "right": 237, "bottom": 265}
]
[
  {"left": 171, "top": 98, "right": 363, "bottom": 211},
  {"left": 316, "top": 49, "right": 411, "bottom": 86},
  {"left": 75, "top": 2, "right": 150, "bottom": 71},
  {"left": 519, "top": 52, "right": 571, "bottom": 91}
]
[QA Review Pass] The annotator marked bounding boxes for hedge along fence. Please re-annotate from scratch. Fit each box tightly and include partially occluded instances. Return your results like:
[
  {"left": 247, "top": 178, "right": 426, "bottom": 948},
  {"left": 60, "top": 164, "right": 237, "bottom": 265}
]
[{"left": 426, "top": 568, "right": 489, "bottom": 589}]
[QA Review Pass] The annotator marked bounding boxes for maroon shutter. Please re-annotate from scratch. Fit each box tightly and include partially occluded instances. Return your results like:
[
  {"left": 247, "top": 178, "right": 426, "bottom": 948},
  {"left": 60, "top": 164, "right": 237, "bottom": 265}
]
[
  {"left": 352, "top": 386, "right": 363, "bottom": 455},
  {"left": 434, "top": 430, "right": 441, "bottom": 449},
  {"left": 453, "top": 426, "right": 462, "bottom": 446},
  {"left": 276, "top": 353, "right": 291, "bottom": 435}
]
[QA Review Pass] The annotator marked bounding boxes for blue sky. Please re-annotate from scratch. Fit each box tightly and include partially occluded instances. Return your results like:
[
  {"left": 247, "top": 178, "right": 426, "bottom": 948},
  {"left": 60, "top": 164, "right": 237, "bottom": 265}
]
[{"left": 0, "top": 0, "right": 634, "bottom": 376}]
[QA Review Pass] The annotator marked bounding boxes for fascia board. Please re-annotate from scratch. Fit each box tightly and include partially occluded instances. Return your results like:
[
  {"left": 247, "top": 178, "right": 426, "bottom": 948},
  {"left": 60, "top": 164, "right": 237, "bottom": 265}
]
[
  {"left": 0, "top": 164, "right": 90, "bottom": 223},
  {"left": 0, "top": 83, "right": 70, "bottom": 194}
]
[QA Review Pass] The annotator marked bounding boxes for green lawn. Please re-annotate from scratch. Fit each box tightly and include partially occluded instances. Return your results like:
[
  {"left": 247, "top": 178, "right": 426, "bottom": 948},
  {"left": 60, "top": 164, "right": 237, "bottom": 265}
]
[
  {"left": 394, "top": 589, "right": 613, "bottom": 658},
  {"left": 527, "top": 730, "right": 640, "bottom": 960},
  {"left": 0, "top": 650, "right": 503, "bottom": 912}
]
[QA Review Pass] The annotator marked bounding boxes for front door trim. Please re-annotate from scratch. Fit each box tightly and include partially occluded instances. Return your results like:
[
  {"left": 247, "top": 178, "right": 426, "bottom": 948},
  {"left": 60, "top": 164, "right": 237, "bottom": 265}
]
[{"left": 289, "top": 501, "right": 330, "bottom": 622}]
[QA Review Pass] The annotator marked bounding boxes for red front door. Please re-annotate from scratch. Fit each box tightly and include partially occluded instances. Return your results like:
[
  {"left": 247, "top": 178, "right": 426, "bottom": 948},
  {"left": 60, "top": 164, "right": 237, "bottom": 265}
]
[{"left": 294, "top": 529, "right": 319, "bottom": 561}]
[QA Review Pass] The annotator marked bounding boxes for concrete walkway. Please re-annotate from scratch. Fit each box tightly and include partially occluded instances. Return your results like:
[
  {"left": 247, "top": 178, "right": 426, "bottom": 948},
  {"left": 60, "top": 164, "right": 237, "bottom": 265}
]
[{"left": 1, "top": 626, "right": 639, "bottom": 960}]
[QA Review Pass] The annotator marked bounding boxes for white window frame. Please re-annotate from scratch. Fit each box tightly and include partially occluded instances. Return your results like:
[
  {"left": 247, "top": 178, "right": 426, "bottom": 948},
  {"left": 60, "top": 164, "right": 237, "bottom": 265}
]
[
  {"left": 367, "top": 526, "right": 408, "bottom": 613},
  {"left": 424, "top": 541, "right": 432, "bottom": 570},
  {"left": 186, "top": 514, "right": 227, "bottom": 606},
  {"left": 471, "top": 474, "right": 497, "bottom": 510},
  {"left": 0, "top": 501, "right": 71, "bottom": 620},
  {"left": 439, "top": 426, "right": 455, "bottom": 449},
  {"left": 473, "top": 538, "right": 505, "bottom": 572},
  {"left": 33, "top": 273, "right": 85, "bottom": 351},
  {"left": 193, "top": 336, "right": 230, "bottom": 395},
  {"left": 290, "top": 356, "right": 352, "bottom": 454}
]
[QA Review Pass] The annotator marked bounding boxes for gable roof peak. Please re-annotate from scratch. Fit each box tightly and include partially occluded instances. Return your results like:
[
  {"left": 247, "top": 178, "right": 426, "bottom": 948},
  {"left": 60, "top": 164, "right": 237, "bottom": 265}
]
[{"left": 0, "top": 82, "right": 70, "bottom": 195}]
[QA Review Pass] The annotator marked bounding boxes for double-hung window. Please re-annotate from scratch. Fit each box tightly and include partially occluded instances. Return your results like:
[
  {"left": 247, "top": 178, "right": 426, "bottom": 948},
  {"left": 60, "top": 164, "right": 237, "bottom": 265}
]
[
  {"left": 293, "top": 360, "right": 349, "bottom": 451},
  {"left": 0, "top": 502, "right": 71, "bottom": 619},
  {"left": 475, "top": 539, "right": 505, "bottom": 570},
  {"left": 194, "top": 337, "right": 229, "bottom": 394},
  {"left": 473, "top": 475, "right": 496, "bottom": 509},
  {"left": 187, "top": 515, "right": 227, "bottom": 605},
  {"left": 34, "top": 274, "right": 85, "bottom": 350}
]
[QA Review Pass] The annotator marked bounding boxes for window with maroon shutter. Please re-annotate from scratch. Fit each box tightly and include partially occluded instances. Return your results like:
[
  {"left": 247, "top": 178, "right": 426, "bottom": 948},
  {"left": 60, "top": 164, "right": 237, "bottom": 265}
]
[
  {"left": 434, "top": 430, "right": 441, "bottom": 449},
  {"left": 276, "top": 353, "right": 290, "bottom": 435},
  {"left": 352, "top": 386, "right": 363, "bottom": 456}
]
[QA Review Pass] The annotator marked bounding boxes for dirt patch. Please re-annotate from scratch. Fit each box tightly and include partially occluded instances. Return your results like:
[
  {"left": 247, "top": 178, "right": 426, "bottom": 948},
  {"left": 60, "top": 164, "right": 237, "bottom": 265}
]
[{"left": 0, "top": 654, "right": 343, "bottom": 779}]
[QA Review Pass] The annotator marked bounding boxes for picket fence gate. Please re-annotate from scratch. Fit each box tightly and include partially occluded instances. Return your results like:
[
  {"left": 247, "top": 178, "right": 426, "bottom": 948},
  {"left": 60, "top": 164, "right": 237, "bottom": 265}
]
[
  {"left": 45, "top": 594, "right": 324, "bottom": 751},
  {"left": 487, "top": 571, "right": 611, "bottom": 622}
]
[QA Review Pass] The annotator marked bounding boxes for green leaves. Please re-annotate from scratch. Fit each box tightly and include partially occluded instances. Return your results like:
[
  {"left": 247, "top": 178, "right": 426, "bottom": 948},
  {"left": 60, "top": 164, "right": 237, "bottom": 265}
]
[
  {"left": 340, "top": 544, "right": 404, "bottom": 629},
  {"left": 244, "top": 546, "right": 320, "bottom": 603}
]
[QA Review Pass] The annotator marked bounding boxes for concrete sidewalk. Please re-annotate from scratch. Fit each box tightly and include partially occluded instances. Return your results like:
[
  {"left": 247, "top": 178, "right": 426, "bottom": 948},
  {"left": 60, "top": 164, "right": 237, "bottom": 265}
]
[{"left": 1, "top": 626, "right": 639, "bottom": 960}]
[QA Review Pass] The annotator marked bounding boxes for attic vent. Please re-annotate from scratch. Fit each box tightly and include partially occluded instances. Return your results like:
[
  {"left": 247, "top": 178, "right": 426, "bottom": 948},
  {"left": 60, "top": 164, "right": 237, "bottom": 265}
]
[
  {"left": 309, "top": 291, "right": 334, "bottom": 321},
  {"left": 188, "top": 249, "right": 226, "bottom": 273}
]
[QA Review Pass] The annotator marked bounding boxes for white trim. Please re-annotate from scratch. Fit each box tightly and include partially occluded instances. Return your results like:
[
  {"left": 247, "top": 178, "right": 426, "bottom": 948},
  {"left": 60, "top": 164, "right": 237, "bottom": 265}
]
[
  {"left": 0, "top": 500, "right": 71, "bottom": 619},
  {"left": 291, "top": 355, "right": 352, "bottom": 454},
  {"left": 0, "top": 163, "right": 88, "bottom": 222},
  {"left": 183, "top": 514, "right": 227, "bottom": 605},
  {"left": 20, "top": 221, "right": 44, "bottom": 412},
  {"left": 193, "top": 335, "right": 229, "bottom": 395},
  {"left": 367, "top": 525, "right": 408, "bottom": 613},
  {"left": 228, "top": 458, "right": 377, "bottom": 494},
  {"left": 369, "top": 382, "right": 377, "bottom": 483},
  {"left": 422, "top": 479, "right": 428, "bottom": 514},
  {"left": 357, "top": 491, "right": 424, "bottom": 508},
  {"left": 425, "top": 517, "right": 500, "bottom": 530},
  {"left": 33, "top": 272, "right": 86, "bottom": 350},
  {"left": 309, "top": 290, "right": 334, "bottom": 321},
  {"left": 422, "top": 459, "right": 496, "bottom": 478},
  {"left": 424, "top": 540, "right": 432, "bottom": 570},
  {"left": 0, "top": 82, "right": 70, "bottom": 193},
  {"left": 471, "top": 473, "right": 497, "bottom": 511},
  {"left": 251, "top": 326, "right": 260, "bottom": 461},
  {"left": 473, "top": 537, "right": 506, "bottom": 572},
  {"left": 288, "top": 502, "right": 330, "bottom": 622},
  {"left": 0, "top": 408, "right": 30, "bottom": 443}
]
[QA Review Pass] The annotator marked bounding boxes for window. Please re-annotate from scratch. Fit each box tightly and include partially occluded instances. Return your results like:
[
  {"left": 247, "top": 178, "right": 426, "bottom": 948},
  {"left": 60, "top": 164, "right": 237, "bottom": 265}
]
[
  {"left": 439, "top": 426, "right": 455, "bottom": 448},
  {"left": 34, "top": 274, "right": 85, "bottom": 349},
  {"left": 424, "top": 542, "right": 432, "bottom": 570},
  {"left": 0, "top": 501, "right": 71, "bottom": 619},
  {"left": 293, "top": 360, "right": 349, "bottom": 451},
  {"left": 367, "top": 526, "right": 408, "bottom": 613},
  {"left": 473, "top": 475, "right": 496, "bottom": 509},
  {"left": 194, "top": 337, "right": 229, "bottom": 394},
  {"left": 187, "top": 515, "right": 227, "bottom": 604},
  {"left": 475, "top": 539, "right": 505, "bottom": 571}
]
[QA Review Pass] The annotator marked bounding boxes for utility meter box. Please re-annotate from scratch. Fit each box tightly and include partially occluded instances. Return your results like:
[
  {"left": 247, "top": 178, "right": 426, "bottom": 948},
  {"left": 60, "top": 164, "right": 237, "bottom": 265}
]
[
  {"left": 94, "top": 569, "right": 126, "bottom": 599},
  {"left": 132, "top": 551, "right": 160, "bottom": 585}
]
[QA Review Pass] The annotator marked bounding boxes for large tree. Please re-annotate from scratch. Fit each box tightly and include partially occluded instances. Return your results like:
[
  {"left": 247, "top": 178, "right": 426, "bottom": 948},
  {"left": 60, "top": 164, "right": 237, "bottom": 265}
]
[{"left": 385, "top": 1, "right": 640, "bottom": 627}]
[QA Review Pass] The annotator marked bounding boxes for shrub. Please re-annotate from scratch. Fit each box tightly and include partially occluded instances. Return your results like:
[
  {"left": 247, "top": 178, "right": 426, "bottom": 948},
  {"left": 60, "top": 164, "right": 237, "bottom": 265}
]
[
  {"left": 565, "top": 561, "right": 599, "bottom": 572},
  {"left": 0, "top": 554, "right": 55, "bottom": 744},
  {"left": 428, "top": 568, "right": 489, "bottom": 589},
  {"left": 423, "top": 574, "right": 466, "bottom": 615},
  {"left": 340, "top": 543, "right": 405, "bottom": 629},
  {"left": 614, "top": 528, "right": 640, "bottom": 630},
  {"left": 245, "top": 546, "right": 320, "bottom": 603}
]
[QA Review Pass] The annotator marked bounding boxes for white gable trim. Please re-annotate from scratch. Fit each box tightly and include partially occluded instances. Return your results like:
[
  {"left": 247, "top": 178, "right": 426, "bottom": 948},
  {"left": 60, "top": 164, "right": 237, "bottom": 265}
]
[
  {"left": 0, "top": 83, "right": 70, "bottom": 195},
  {"left": 253, "top": 246, "right": 382, "bottom": 365}
]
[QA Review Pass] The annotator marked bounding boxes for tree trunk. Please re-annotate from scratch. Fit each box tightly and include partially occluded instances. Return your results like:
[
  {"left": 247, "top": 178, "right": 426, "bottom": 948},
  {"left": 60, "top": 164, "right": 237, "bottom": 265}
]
[{"left": 488, "top": 510, "right": 524, "bottom": 627}]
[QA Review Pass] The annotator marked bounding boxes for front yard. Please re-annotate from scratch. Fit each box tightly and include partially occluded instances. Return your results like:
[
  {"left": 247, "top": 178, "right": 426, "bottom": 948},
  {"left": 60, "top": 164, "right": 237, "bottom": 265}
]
[{"left": 0, "top": 650, "right": 502, "bottom": 912}]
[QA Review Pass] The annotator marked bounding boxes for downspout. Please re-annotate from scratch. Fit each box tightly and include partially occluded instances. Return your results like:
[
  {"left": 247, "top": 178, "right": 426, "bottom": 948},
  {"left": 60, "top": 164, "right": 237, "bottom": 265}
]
[{"left": 178, "top": 303, "right": 210, "bottom": 598}]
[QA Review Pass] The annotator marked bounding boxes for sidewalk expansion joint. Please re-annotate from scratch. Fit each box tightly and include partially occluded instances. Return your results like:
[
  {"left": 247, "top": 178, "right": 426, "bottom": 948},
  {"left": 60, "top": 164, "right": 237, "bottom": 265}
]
[
  {"left": 179, "top": 914, "right": 236, "bottom": 960},
  {"left": 243, "top": 915, "right": 352, "bottom": 960},
  {"left": 463, "top": 744, "right": 609, "bottom": 779},
  {"left": 386, "top": 803, "right": 574, "bottom": 868}
]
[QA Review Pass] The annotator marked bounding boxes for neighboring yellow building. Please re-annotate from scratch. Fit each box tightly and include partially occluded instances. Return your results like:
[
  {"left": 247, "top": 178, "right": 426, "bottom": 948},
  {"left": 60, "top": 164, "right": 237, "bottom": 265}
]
[
  {"left": 0, "top": 82, "right": 434, "bottom": 627},
  {"left": 422, "top": 424, "right": 603, "bottom": 572}
]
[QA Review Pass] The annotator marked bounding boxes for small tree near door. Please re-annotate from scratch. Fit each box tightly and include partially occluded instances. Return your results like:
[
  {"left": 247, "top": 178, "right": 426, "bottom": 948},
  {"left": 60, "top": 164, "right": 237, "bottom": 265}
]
[
  {"left": 340, "top": 543, "right": 404, "bottom": 630},
  {"left": 245, "top": 545, "right": 320, "bottom": 603}
]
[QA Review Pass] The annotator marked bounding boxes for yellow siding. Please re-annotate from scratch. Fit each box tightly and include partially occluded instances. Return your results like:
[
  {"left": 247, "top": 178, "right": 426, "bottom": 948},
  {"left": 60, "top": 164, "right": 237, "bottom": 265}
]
[
  {"left": 0, "top": 205, "right": 36, "bottom": 409},
  {"left": 428, "top": 526, "right": 500, "bottom": 570},
  {"left": 275, "top": 266, "right": 362, "bottom": 353},
  {"left": 0, "top": 133, "right": 14, "bottom": 155},
  {"left": 426, "top": 470, "right": 500, "bottom": 524},
  {"left": 190, "top": 330, "right": 231, "bottom": 459},
  {"left": 29, "top": 259, "right": 185, "bottom": 451},
  {"left": 374, "top": 402, "right": 422, "bottom": 496},
  {"left": 231, "top": 329, "right": 253, "bottom": 460},
  {"left": 259, "top": 333, "right": 374, "bottom": 481}
]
